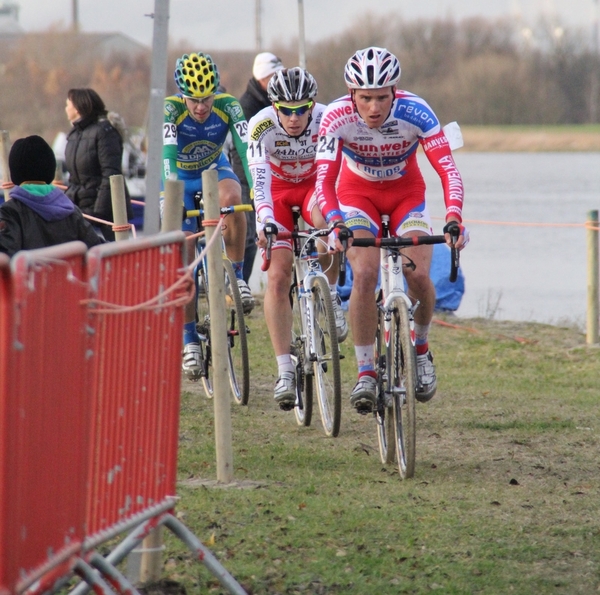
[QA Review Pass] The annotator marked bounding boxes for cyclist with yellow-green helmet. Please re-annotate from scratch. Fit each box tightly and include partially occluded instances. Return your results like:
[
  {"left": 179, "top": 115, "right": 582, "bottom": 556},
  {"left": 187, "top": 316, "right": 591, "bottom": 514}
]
[{"left": 163, "top": 52, "right": 254, "bottom": 380}]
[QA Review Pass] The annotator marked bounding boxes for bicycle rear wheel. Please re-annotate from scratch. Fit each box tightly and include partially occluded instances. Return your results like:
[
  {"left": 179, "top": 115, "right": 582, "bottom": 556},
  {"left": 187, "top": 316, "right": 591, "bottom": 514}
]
[
  {"left": 197, "top": 259, "right": 250, "bottom": 405},
  {"left": 388, "top": 297, "right": 416, "bottom": 478},
  {"left": 310, "top": 276, "right": 341, "bottom": 437},
  {"left": 291, "top": 286, "right": 313, "bottom": 427}
]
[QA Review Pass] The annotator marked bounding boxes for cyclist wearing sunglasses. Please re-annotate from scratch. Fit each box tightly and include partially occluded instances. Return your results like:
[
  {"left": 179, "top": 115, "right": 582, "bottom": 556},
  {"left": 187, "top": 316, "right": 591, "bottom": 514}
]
[
  {"left": 163, "top": 52, "right": 254, "bottom": 380},
  {"left": 315, "top": 47, "right": 469, "bottom": 413},
  {"left": 247, "top": 67, "right": 349, "bottom": 408}
]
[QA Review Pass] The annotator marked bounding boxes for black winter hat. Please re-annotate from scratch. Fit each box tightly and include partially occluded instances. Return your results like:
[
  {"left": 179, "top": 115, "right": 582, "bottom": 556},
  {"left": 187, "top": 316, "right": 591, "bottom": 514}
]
[{"left": 9, "top": 135, "right": 56, "bottom": 186}]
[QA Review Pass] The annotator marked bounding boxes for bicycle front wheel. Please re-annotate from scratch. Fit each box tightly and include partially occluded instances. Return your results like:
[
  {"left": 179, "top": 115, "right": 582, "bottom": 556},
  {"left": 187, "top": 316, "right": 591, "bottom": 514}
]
[
  {"left": 291, "top": 286, "right": 313, "bottom": 427},
  {"left": 310, "top": 276, "right": 341, "bottom": 438},
  {"left": 197, "top": 259, "right": 250, "bottom": 405},
  {"left": 196, "top": 265, "right": 212, "bottom": 397},
  {"left": 375, "top": 305, "right": 395, "bottom": 465},
  {"left": 388, "top": 297, "right": 417, "bottom": 478},
  {"left": 223, "top": 259, "right": 250, "bottom": 405}
]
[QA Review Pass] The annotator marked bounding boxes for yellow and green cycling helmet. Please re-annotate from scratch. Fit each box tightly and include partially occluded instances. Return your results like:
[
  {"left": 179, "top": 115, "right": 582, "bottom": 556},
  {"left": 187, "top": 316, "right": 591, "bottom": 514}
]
[{"left": 174, "top": 52, "right": 220, "bottom": 98}]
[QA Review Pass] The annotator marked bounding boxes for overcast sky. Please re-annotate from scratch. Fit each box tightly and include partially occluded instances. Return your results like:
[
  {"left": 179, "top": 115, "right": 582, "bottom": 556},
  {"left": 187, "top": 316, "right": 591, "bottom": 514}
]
[{"left": 13, "top": 0, "right": 599, "bottom": 50}]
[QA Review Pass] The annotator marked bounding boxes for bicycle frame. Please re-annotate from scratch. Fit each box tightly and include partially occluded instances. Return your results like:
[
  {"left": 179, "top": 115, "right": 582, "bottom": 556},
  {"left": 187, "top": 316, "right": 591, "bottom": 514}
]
[
  {"left": 265, "top": 207, "right": 342, "bottom": 437},
  {"left": 351, "top": 216, "right": 456, "bottom": 477},
  {"left": 293, "top": 232, "right": 327, "bottom": 362},
  {"left": 378, "top": 216, "right": 417, "bottom": 403}
]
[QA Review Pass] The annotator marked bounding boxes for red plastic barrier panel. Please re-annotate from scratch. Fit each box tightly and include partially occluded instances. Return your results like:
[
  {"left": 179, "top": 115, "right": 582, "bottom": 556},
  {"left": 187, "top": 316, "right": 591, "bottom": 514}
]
[
  {"left": 0, "top": 243, "right": 90, "bottom": 595},
  {"left": 84, "top": 232, "right": 187, "bottom": 543},
  {"left": 0, "top": 252, "right": 11, "bottom": 595}
]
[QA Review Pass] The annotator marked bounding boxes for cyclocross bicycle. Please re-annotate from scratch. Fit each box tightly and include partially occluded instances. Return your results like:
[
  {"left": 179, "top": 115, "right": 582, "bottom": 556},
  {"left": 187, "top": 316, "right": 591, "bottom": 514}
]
[
  {"left": 263, "top": 208, "right": 343, "bottom": 437},
  {"left": 350, "top": 217, "right": 459, "bottom": 478},
  {"left": 187, "top": 200, "right": 253, "bottom": 405}
]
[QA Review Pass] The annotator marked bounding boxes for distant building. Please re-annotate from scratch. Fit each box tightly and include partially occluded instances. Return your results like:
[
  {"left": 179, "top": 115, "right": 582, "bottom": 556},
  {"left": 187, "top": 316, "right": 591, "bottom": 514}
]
[
  {"left": 0, "top": 3, "right": 21, "bottom": 34},
  {"left": 0, "top": 2, "right": 148, "bottom": 60}
]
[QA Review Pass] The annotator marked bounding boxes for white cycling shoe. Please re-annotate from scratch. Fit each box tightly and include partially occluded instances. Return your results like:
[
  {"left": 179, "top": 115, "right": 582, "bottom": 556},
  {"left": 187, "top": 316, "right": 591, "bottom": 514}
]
[
  {"left": 182, "top": 343, "right": 202, "bottom": 381},
  {"left": 416, "top": 350, "right": 437, "bottom": 402},
  {"left": 237, "top": 279, "right": 255, "bottom": 314},
  {"left": 331, "top": 293, "right": 348, "bottom": 342}
]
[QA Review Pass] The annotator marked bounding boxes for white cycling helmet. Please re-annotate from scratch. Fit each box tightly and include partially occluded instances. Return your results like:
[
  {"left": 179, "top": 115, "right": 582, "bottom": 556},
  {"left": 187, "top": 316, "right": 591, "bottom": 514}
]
[
  {"left": 344, "top": 47, "right": 401, "bottom": 89},
  {"left": 267, "top": 67, "right": 318, "bottom": 103}
]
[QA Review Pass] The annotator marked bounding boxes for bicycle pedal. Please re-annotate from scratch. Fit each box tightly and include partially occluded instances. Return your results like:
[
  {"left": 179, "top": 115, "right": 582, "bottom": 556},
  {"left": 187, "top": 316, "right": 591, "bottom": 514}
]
[
  {"left": 278, "top": 401, "right": 295, "bottom": 412},
  {"left": 353, "top": 399, "right": 374, "bottom": 415}
]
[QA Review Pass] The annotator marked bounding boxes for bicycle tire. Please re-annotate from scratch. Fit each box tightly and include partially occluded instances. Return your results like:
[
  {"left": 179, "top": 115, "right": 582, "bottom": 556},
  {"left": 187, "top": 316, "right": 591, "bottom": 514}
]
[
  {"left": 196, "top": 265, "right": 212, "bottom": 398},
  {"left": 292, "top": 285, "right": 313, "bottom": 427},
  {"left": 223, "top": 259, "right": 250, "bottom": 405},
  {"left": 197, "top": 259, "right": 250, "bottom": 405},
  {"left": 375, "top": 306, "right": 395, "bottom": 465},
  {"left": 388, "top": 297, "right": 416, "bottom": 479},
  {"left": 310, "top": 276, "right": 342, "bottom": 438}
]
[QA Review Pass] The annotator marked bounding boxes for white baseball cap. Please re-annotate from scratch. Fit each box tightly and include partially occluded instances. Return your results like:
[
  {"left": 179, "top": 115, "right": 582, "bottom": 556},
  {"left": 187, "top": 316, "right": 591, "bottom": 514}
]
[{"left": 252, "top": 52, "right": 284, "bottom": 81}]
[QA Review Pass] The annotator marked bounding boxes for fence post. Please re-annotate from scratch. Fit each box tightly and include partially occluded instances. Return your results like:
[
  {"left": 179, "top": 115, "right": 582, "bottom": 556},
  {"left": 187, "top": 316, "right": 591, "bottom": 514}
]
[
  {"left": 109, "top": 174, "right": 130, "bottom": 241},
  {"left": 587, "top": 210, "right": 599, "bottom": 345},
  {"left": 161, "top": 179, "right": 184, "bottom": 233},
  {"left": 0, "top": 131, "right": 11, "bottom": 201},
  {"left": 203, "top": 169, "right": 234, "bottom": 483}
]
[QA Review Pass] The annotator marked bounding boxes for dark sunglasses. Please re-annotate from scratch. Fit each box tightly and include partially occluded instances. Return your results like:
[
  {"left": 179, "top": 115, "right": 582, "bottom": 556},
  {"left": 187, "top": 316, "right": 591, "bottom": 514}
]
[{"left": 274, "top": 101, "right": 313, "bottom": 116}]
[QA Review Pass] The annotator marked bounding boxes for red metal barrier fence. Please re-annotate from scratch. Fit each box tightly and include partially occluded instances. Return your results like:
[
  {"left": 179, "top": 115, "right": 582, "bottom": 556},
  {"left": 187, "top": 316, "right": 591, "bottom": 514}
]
[
  {"left": 0, "top": 233, "right": 247, "bottom": 595},
  {"left": 0, "top": 243, "right": 91, "bottom": 595},
  {"left": 0, "top": 252, "right": 12, "bottom": 595},
  {"left": 83, "top": 232, "right": 187, "bottom": 545}
]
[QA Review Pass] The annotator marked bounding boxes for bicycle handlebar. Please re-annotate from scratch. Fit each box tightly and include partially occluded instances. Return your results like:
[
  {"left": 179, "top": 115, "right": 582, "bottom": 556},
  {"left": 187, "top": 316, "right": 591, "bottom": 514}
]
[
  {"left": 185, "top": 204, "right": 254, "bottom": 219},
  {"left": 350, "top": 235, "right": 445, "bottom": 248},
  {"left": 446, "top": 226, "right": 461, "bottom": 283},
  {"left": 261, "top": 228, "right": 331, "bottom": 272},
  {"left": 351, "top": 234, "right": 460, "bottom": 283}
]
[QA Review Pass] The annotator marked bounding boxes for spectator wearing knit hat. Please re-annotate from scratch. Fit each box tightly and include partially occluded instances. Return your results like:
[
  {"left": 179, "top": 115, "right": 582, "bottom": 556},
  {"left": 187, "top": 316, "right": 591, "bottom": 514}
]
[
  {"left": 240, "top": 52, "right": 285, "bottom": 118},
  {"left": 0, "top": 135, "right": 104, "bottom": 257},
  {"left": 228, "top": 51, "right": 284, "bottom": 282}
]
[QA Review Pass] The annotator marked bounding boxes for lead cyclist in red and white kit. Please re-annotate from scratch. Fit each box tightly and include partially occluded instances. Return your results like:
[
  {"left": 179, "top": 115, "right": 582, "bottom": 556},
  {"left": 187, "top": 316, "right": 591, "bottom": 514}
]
[
  {"left": 248, "top": 67, "right": 348, "bottom": 408},
  {"left": 315, "top": 46, "right": 469, "bottom": 413}
]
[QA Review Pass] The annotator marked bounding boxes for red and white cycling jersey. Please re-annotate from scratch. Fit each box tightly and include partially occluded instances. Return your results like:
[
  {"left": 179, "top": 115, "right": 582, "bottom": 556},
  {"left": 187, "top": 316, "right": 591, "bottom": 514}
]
[
  {"left": 315, "top": 90, "right": 464, "bottom": 225},
  {"left": 247, "top": 104, "right": 324, "bottom": 226}
]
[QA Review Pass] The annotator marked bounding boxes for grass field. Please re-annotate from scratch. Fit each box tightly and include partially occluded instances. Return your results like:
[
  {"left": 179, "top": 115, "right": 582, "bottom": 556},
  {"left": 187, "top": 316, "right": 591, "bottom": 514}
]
[
  {"left": 461, "top": 124, "right": 600, "bottom": 152},
  {"left": 141, "top": 305, "right": 600, "bottom": 594}
]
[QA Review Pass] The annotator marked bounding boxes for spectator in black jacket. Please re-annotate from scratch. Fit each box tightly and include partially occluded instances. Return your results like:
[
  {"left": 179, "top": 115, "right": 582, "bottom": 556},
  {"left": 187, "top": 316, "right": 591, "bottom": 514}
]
[
  {"left": 230, "top": 52, "right": 284, "bottom": 282},
  {"left": 64, "top": 88, "right": 133, "bottom": 241},
  {"left": 241, "top": 52, "right": 285, "bottom": 117},
  {"left": 0, "top": 135, "right": 104, "bottom": 257}
]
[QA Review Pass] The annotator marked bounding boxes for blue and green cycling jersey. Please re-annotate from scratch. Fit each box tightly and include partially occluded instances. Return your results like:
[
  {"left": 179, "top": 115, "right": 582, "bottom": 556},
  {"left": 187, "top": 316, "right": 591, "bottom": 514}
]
[{"left": 162, "top": 93, "right": 252, "bottom": 186}]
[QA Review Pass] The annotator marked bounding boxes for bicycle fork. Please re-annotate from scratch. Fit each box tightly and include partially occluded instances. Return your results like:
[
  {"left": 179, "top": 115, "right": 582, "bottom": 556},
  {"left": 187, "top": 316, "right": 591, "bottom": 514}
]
[{"left": 380, "top": 285, "right": 418, "bottom": 409}]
